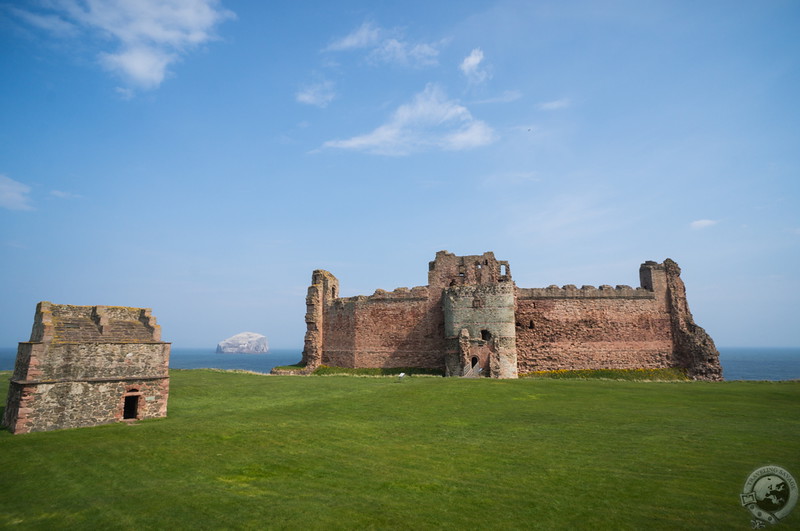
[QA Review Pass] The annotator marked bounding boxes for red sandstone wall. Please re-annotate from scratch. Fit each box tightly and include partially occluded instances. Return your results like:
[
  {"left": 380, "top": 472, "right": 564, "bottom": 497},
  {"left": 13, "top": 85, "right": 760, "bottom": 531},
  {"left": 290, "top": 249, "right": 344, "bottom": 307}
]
[
  {"left": 351, "top": 297, "right": 445, "bottom": 369},
  {"left": 515, "top": 297, "right": 674, "bottom": 373},
  {"left": 322, "top": 301, "right": 357, "bottom": 367}
]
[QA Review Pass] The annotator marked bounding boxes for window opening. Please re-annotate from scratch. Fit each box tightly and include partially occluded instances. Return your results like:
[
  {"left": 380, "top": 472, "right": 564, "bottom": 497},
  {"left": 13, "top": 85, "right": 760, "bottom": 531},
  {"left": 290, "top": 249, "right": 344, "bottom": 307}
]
[
  {"left": 481, "top": 329, "right": 492, "bottom": 341},
  {"left": 528, "top": 320, "right": 534, "bottom": 329}
]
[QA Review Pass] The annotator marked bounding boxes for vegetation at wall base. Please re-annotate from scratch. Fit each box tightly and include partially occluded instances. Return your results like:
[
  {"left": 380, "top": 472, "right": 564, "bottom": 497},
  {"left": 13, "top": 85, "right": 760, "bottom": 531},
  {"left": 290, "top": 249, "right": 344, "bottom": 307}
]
[
  {"left": 0, "top": 370, "right": 798, "bottom": 529},
  {"left": 520, "top": 367, "right": 690, "bottom": 381},
  {"left": 271, "top": 363, "right": 306, "bottom": 371}
]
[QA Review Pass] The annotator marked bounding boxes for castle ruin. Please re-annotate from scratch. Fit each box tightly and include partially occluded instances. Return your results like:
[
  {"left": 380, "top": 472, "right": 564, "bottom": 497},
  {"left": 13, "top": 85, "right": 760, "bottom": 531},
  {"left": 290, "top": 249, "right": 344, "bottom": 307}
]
[
  {"left": 3, "top": 302, "right": 171, "bottom": 434},
  {"left": 300, "top": 251, "right": 722, "bottom": 380}
]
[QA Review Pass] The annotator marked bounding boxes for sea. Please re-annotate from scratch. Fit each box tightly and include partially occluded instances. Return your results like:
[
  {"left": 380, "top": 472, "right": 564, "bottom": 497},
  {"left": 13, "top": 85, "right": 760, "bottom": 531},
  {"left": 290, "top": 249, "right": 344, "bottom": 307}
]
[{"left": 0, "top": 347, "right": 798, "bottom": 381}]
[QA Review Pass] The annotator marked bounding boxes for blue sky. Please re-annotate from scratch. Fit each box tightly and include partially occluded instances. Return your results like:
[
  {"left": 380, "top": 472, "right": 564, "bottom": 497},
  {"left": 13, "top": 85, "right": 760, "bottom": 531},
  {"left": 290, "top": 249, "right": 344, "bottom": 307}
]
[{"left": 1, "top": 0, "right": 798, "bottom": 349}]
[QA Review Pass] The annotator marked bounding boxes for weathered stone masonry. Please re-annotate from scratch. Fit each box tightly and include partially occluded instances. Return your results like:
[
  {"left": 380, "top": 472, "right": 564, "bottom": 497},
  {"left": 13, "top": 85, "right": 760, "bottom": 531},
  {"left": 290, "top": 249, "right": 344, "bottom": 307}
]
[
  {"left": 299, "top": 251, "right": 722, "bottom": 380},
  {"left": 3, "top": 302, "right": 171, "bottom": 434}
]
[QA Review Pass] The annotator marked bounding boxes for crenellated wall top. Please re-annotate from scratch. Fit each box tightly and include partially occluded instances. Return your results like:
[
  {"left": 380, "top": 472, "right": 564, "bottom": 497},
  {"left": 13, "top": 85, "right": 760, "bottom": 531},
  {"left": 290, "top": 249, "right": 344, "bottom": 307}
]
[
  {"left": 516, "top": 285, "right": 655, "bottom": 300},
  {"left": 334, "top": 286, "right": 430, "bottom": 305}
]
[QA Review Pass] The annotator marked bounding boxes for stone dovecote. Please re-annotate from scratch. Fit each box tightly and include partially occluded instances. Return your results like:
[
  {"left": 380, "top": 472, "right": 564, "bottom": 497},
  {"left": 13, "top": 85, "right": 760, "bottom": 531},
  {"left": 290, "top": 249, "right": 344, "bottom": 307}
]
[{"left": 3, "top": 302, "right": 171, "bottom": 434}]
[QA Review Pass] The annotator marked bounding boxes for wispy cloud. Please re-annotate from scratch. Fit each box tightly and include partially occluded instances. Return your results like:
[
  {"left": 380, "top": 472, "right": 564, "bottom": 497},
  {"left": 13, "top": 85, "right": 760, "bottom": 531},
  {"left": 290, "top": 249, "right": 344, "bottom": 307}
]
[
  {"left": 508, "top": 194, "right": 617, "bottom": 242},
  {"left": 296, "top": 80, "right": 336, "bottom": 108},
  {"left": 50, "top": 190, "right": 82, "bottom": 199},
  {"left": 7, "top": 6, "right": 79, "bottom": 37},
  {"left": 0, "top": 175, "right": 34, "bottom": 211},
  {"left": 690, "top": 219, "right": 719, "bottom": 230},
  {"left": 460, "top": 48, "right": 490, "bottom": 84},
  {"left": 326, "top": 21, "right": 442, "bottom": 68},
  {"left": 369, "top": 39, "right": 439, "bottom": 67},
  {"left": 11, "top": 0, "right": 235, "bottom": 92},
  {"left": 537, "top": 98, "right": 571, "bottom": 111},
  {"left": 474, "top": 90, "right": 522, "bottom": 104},
  {"left": 322, "top": 84, "right": 495, "bottom": 156},
  {"left": 325, "top": 22, "right": 381, "bottom": 51}
]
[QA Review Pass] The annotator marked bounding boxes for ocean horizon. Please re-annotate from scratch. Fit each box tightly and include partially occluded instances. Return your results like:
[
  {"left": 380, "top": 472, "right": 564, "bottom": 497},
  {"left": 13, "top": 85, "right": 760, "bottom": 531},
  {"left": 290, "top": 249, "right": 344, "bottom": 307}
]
[{"left": 0, "top": 346, "right": 797, "bottom": 381}]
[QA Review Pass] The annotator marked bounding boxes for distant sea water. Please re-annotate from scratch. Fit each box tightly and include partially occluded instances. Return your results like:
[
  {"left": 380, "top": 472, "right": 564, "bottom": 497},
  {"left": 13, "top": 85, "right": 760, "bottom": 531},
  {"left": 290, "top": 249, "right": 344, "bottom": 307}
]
[{"left": 0, "top": 347, "right": 797, "bottom": 380}]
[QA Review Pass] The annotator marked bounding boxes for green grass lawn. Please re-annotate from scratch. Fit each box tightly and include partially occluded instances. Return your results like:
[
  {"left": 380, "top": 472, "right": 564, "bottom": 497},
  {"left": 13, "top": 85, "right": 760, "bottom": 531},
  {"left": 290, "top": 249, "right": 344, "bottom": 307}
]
[{"left": 0, "top": 370, "right": 798, "bottom": 530}]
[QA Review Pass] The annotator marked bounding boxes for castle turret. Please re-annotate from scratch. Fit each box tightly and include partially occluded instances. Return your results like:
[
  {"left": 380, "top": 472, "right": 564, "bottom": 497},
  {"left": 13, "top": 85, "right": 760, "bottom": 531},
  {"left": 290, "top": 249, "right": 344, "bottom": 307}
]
[{"left": 436, "top": 251, "right": 518, "bottom": 379}]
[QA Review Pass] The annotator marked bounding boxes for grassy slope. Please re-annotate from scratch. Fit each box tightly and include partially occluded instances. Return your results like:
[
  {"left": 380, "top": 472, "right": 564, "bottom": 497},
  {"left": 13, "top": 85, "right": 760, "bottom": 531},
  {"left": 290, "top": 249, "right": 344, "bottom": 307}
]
[{"left": 0, "top": 370, "right": 798, "bottom": 530}]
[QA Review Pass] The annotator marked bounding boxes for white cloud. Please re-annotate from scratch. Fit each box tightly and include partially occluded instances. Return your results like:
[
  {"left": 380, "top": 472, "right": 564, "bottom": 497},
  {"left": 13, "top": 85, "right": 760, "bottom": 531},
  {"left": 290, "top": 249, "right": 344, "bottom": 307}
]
[
  {"left": 325, "top": 22, "right": 381, "bottom": 51},
  {"left": 537, "top": 98, "right": 571, "bottom": 111},
  {"left": 296, "top": 80, "right": 336, "bottom": 108},
  {"left": 100, "top": 46, "right": 175, "bottom": 89},
  {"left": 326, "top": 22, "right": 441, "bottom": 68},
  {"left": 323, "top": 84, "right": 495, "bottom": 156},
  {"left": 13, "top": 0, "right": 235, "bottom": 91},
  {"left": 460, "top": 48, "right": 490, "bottom": 84},
  {"left": 0, "top": 175, "right": 34, "bottom": 211},
  {"left": 50, "top": 190, "right": 82, "bottom": 199},
  {"left": 369, "top": 39, "right": 439, "bottom": 67},
  {"left": 690, "top": 219, "right": 719, "bottom": 230}
]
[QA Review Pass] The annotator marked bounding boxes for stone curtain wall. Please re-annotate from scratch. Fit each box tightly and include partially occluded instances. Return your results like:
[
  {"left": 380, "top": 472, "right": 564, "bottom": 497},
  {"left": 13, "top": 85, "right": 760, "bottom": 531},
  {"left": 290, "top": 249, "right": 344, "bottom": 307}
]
[
  {"left": 321, "top": 299, "right": 357, "bottom": 368},
  {"left": 514, "top": 260, "right": 722, "bottom": 380},
  {"left": 514, "top": 297, "right": 674, "bottom": 373},
  {"left": 299, "top": 252, "right": 722, "bottom": 380},
  {"left": 352, "top": 291, "right": 444, "bottom": 369},
  {"left": 3, "top": 302, "right": 171, "bottom": 434},
  {"left": 320, "top": 287, "right": 445, "bottom": 369}
]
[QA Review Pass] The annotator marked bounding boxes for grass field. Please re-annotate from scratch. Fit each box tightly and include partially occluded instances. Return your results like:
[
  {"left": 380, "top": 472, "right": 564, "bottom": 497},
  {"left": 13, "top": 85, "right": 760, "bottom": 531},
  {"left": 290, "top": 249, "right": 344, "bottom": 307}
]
[{"left": 0, "top": 370, "right": 798, "bottom": 530}]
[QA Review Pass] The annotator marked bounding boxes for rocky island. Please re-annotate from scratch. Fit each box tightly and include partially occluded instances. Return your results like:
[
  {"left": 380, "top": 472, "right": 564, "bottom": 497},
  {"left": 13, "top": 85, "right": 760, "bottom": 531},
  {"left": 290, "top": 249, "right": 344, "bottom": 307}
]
[{"left": 216, "top": 332, "right": 269, "bottom": 354}]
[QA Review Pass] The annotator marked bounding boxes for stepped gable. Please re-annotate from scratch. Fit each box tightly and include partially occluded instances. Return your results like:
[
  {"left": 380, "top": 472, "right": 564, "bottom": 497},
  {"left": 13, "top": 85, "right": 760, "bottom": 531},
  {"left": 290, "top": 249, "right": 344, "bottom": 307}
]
[{"left": 36, "top": 303, "right": 162, "bottom": 344}]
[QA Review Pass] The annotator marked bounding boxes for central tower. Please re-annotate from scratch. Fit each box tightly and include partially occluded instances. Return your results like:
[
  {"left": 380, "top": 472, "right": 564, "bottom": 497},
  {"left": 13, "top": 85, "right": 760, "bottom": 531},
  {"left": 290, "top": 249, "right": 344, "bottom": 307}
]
[{"left": 428, "top": 252, "right": 519, "bottom": 378}]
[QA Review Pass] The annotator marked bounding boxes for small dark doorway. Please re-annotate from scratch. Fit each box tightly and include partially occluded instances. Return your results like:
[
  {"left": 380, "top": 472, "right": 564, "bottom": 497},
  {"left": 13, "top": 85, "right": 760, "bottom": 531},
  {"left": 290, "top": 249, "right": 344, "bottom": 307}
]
[
  {"left": 123, "top": 395, "right": 139, "bottom": 419},
  {"left": 481, "top": 329, "right": 492, "bottom": 341},
  {"left": 471, "top": 356, "right": 479, "bottom": 368}
]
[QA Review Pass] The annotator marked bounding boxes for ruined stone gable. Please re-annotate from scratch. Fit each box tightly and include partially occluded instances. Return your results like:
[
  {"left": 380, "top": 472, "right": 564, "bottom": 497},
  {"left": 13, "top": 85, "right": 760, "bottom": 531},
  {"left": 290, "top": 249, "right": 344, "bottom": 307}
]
[
  {"left": 297, "top": 251, "right": 722, "bottom": 380},
  {"left": 3, "top": 302, "right": 171, "bottom": 434}
]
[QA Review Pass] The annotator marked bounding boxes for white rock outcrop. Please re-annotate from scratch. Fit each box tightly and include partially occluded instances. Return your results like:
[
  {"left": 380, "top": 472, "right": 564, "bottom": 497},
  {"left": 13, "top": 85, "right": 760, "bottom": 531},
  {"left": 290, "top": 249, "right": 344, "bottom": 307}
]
[{"left": 216, "top": 332, "right": 269, "bottom": 354}]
